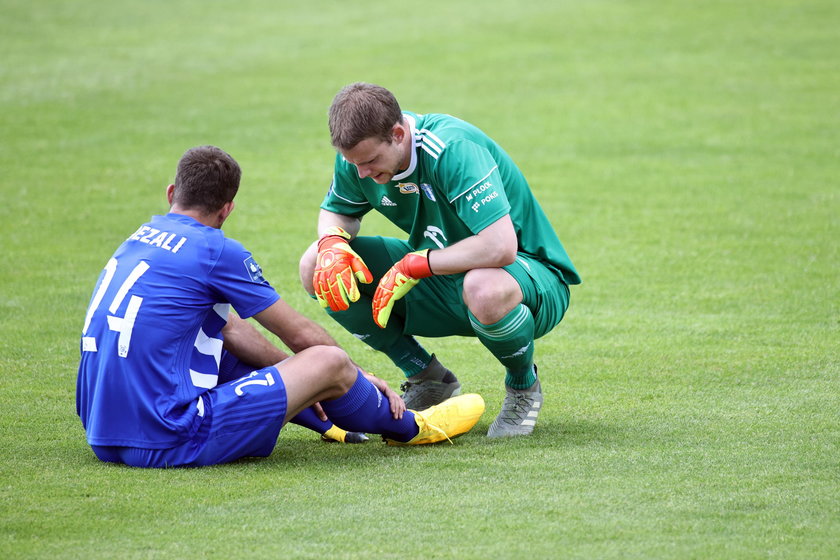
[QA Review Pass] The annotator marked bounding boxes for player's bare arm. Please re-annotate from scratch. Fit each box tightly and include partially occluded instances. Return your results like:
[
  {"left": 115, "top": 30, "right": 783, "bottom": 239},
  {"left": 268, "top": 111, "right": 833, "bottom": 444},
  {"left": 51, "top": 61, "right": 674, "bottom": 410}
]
[
  {"left": 221, "top": 313, "right": 289, "bottom": 366},
  {"left": 318, "top": 209, "right": 362, "bottom": 238},
  {"left": 425, "top": 214, "right": 518, "bottom": 275},
  {"left": 253, "top": 299, "right": 342, "bottom": 353}
]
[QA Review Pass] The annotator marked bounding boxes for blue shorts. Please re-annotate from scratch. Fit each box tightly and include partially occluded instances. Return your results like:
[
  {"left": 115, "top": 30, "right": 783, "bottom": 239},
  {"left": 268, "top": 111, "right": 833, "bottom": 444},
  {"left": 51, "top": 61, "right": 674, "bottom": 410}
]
[{"left": 92, "top": 359, "right": 287, "bottom": 468}]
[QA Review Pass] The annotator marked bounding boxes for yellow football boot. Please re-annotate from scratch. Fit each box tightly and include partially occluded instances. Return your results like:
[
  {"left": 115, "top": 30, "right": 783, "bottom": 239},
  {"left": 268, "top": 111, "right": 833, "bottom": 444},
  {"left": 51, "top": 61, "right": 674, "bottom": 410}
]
[
  {"left": 321, "top": 425, "right": 370, "bottom": 443},
  {"left": 386, "top": 393, "right": 485, "bottom": 446}
]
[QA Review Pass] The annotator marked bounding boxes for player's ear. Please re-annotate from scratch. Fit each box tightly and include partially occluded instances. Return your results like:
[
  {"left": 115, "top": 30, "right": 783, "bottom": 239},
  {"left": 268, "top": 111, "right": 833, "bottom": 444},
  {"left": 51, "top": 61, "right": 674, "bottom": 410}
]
[
  {"left": 166, "top": 184, "right": 176, "bottom": 206},
  {"left": 214, "top": 200, "right": 234, "bottom": 228},
  {"left": 220, "top": 200, "right": 235, "bottom": 221},
  {"left": 391, "top": 122, "right": 405, "bottom": 144}
]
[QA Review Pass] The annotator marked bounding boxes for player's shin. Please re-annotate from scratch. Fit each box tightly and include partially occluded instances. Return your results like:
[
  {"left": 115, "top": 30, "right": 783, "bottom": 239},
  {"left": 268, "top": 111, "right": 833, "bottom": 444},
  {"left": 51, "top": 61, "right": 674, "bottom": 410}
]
[
  {"left": 320, "top": 370, "right": 419, "bottom": 442},
  {"left": 469, "top": 304, "right": 537, "bottom": 389}
]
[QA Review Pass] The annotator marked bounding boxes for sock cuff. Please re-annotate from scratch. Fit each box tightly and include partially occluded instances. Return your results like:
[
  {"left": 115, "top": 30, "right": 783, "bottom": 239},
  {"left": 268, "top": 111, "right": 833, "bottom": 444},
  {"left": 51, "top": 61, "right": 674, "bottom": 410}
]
[
  {"left": 468, "top": 304, "right": 532, "bottom": 340},
  {"left": 506, "top": 366, "right": 537, "bottom": 389}
]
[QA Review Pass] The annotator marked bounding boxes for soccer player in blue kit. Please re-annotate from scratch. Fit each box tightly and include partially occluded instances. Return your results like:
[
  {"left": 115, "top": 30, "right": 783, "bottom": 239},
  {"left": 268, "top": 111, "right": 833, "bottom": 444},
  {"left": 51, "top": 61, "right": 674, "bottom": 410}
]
[{"left": 76, "top": 146, "right": 484, "bottom": 468}]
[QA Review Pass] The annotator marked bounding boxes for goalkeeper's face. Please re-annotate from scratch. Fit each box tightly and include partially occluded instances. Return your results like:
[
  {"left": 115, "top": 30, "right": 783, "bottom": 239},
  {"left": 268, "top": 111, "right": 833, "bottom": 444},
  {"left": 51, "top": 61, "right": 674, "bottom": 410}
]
[{"left": 342, "top": 127, "right": 409, "bottom": 184}]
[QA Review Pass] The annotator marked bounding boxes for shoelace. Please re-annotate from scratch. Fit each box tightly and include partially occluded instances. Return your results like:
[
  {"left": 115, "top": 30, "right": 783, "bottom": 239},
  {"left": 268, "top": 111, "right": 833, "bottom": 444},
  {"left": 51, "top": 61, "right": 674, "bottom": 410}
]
[
  {"left": 401, "top": 381, "right": 449, "bottom": 410},
  {"left": 501, "top": 391, "right": 535, "bottom": 422},
  {"left": 414, "top": 410, "right": 453, "bottom": 444}
]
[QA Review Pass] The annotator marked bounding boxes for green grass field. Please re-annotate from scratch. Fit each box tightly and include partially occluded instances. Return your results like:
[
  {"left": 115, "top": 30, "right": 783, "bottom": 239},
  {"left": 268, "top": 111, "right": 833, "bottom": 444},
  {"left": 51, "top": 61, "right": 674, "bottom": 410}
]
[{"left": 1, "top": 0, "right": 838, "bottom": 558}]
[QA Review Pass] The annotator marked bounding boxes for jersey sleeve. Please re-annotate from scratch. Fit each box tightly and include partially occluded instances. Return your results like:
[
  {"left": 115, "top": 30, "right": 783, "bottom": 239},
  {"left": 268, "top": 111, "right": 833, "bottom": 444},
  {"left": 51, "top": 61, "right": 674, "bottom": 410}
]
[
  {"left": 209, "top": 238, "right": 280, "bottom": 319},
  {"left": 437, "top": 140, "right": 511, "bottom": 233},
  {"left": 319, "top": 154, "right": 372, "bottom": 218}
]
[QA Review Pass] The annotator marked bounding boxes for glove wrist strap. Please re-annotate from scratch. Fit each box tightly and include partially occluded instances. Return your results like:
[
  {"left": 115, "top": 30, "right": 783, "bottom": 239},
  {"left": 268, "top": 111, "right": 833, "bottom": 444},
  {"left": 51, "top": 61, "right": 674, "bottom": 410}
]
[
  {"left": 404, "top": 249, "right": 434, "bottom": 278},
  {"left": 320, "top": 225, "right": 351, "bottom": 240},
  {"left": 318, "top": 226, "right": 351, "bottom": 250}
]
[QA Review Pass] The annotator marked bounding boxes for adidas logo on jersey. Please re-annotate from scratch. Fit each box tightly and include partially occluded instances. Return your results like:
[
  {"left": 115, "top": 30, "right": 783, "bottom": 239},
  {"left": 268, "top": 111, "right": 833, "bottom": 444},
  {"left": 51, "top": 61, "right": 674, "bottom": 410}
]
[{"left": 380, "top": 196, "right": 397, "bottom": 207}]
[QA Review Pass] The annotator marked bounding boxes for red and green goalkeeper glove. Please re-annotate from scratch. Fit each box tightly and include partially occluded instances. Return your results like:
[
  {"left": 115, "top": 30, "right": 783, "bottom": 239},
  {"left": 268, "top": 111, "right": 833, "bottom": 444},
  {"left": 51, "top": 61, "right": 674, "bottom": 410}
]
[
  {"left": 372, "top": 249, "right": 433, "bottom": 328},
  {"left": 313, "top": 226, "right": 373, "bottom": 312}
]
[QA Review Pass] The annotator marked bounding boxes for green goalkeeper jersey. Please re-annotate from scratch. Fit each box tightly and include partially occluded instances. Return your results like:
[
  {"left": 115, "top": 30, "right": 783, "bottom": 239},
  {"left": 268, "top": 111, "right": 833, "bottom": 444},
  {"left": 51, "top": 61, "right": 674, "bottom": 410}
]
[{"left": 321, "top": 112, "right": 581, "bottom": 285}]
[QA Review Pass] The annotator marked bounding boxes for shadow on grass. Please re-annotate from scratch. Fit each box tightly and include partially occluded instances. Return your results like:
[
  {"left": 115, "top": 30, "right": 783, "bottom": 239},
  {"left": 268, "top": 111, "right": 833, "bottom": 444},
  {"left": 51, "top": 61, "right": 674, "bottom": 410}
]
[
  {"left": 67, "top": 416, "right": 629, "bottom": 473},
  {"left": 476, "top": 417, "right": 629, "bottom": 449}
]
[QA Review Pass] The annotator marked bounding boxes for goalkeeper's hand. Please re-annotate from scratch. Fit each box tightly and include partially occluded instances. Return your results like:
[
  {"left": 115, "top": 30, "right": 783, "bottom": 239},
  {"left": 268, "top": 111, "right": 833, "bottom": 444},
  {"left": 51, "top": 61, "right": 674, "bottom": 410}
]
[
  {"left": 372, "top": 250, "right": 433, "bottom": 328},
  {"left": 313, "top": 226, "right": 373, "bottom": 312}
]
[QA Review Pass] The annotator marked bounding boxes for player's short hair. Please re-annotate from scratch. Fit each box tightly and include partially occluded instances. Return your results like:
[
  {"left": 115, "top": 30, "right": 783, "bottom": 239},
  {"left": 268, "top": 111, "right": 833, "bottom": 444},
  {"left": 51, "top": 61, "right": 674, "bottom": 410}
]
[
  {"left": 173, "top": 146, "right": 241, "bottom": 213},
  {"left": 329, "top": 83, "right": 403, "bottom": 150}
]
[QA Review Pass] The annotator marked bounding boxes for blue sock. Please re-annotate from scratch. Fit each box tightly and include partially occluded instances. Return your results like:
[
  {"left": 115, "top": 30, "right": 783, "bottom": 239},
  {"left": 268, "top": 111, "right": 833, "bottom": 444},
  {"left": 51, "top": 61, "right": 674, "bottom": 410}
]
[
  {"left": 290, "top": 406, "right": 332, "bottom": 435},
  {"left": 320, "top": 370, "right": 419, "bottom": 442}
]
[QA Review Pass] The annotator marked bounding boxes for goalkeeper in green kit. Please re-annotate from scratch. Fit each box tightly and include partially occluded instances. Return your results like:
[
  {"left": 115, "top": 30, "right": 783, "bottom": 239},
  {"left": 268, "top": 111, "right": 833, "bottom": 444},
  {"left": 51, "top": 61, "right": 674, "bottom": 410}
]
[{"left": 299, "top": 83, "right": 581, "bottom": 437}]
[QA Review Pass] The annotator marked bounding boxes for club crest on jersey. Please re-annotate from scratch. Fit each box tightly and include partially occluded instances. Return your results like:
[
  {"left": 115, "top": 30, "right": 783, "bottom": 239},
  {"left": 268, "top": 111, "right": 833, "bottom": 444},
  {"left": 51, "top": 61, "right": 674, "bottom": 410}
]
[
  {"left": 420, "top": 183, "right": 436, "bottom": 201},
  {"left": 243, "top": 256, "right": 266, "bottom": 283},
  {"left": 396, "top": 182, "right": 419, "bottom": 195}
]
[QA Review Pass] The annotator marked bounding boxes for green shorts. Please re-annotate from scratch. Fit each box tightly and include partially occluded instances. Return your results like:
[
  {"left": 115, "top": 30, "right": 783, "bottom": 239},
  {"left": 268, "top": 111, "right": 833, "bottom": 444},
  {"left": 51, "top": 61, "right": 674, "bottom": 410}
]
[{"left": 350, "top": 236, "right": 570, "bottom": 339}]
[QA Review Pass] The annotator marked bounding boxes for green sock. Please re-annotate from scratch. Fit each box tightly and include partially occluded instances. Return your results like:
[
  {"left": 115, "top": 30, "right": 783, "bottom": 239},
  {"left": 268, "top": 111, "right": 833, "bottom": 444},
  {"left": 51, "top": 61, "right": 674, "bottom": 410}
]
[
  {"left": 469, "top": 304, "right": 536, "bottom": 389},
  {"left": 384, "top": 336, "right": 432, "bottom": 377},
  {"left": 326, "top": 294, "right": 431, "bottom": 376}
]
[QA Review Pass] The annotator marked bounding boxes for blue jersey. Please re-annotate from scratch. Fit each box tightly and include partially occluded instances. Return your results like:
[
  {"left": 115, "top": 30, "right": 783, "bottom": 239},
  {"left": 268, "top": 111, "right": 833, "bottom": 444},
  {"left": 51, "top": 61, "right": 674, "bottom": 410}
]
[{"left": 76, "top": 213, "right": 280, "bottom": 448}]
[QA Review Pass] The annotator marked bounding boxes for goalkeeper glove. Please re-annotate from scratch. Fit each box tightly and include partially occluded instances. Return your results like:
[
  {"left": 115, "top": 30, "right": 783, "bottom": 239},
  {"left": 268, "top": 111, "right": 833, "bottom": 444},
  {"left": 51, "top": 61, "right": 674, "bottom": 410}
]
[
  {"left": 313, "top": 226, "right": 373, "bottom": 312},
  {"left": 372, "top": 249, "right": 433, "bottom": 328}
]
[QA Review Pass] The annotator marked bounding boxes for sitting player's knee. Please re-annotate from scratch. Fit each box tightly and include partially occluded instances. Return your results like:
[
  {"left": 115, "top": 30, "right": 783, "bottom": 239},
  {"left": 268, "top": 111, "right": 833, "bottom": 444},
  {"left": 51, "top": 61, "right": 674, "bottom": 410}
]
[{"left": 307, "top": 345, "right": 357, "bottom": 390}]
